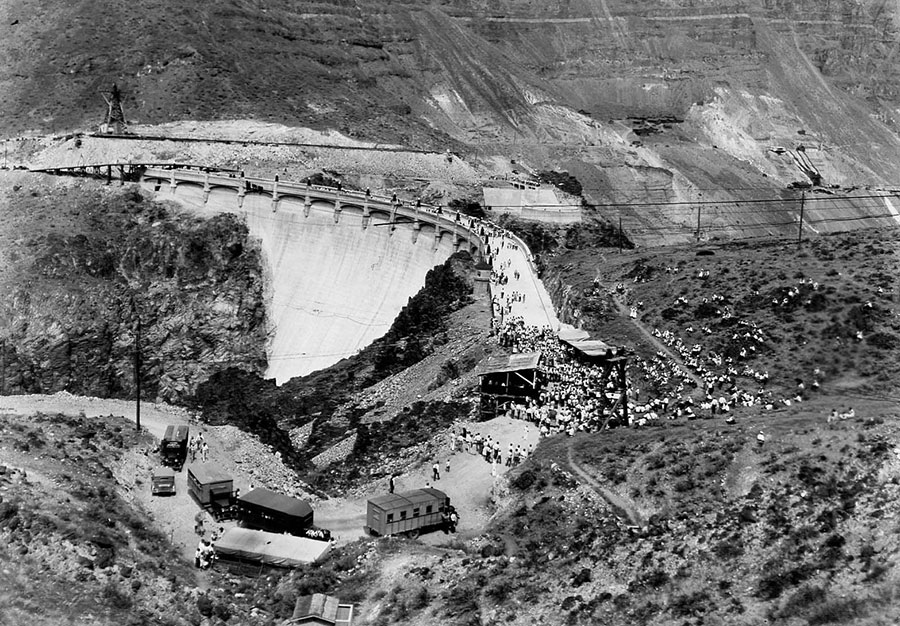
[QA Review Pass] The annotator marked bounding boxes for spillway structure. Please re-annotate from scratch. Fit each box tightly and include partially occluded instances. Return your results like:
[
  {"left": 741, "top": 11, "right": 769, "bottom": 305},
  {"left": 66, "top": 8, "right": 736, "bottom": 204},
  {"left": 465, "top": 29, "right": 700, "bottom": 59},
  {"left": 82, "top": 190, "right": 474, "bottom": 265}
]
[{"left": 141, "top": 167, "right": 484, "bottom": 384}]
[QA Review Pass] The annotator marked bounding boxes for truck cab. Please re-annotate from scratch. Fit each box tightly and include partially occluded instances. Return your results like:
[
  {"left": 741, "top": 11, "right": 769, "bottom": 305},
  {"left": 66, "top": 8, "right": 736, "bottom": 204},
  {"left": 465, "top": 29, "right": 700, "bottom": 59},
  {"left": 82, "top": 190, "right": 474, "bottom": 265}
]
[{"left": 160, "top": 424, "right": 189, "bottom": 470}]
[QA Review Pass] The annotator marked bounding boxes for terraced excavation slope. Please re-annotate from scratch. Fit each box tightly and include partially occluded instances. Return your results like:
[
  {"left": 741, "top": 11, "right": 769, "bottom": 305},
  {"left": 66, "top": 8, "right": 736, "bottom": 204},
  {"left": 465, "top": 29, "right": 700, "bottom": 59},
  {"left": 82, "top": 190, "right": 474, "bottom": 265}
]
[{"left": 6, "top": 1, "right": 900, "bottom": 249}]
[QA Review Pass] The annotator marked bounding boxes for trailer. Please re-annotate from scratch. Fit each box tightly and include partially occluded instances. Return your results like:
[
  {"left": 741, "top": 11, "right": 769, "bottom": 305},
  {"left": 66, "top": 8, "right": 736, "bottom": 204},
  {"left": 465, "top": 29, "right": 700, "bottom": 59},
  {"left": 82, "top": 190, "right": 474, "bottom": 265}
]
[
  {"left": 365, "top": 488, "right": 455, "bottom": 538},
  {"left": 237, "top": 488, "right": 329, "bottom": 539},
  {"left": 160, "top": 424, "right": 189, "bottom": 470},
  {"left": 187, "top": 464, "right": 234, "bottom": 519}
]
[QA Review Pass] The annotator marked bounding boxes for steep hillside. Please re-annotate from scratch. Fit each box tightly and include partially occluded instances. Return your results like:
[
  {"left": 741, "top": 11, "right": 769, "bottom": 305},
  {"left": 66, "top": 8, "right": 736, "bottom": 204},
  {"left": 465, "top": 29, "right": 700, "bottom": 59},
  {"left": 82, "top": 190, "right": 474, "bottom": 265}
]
[
  {"left": 6, "top": 1, "right": 900, "bottom": 249},
  {"left": 0, "top": 410, "right": 209, "bottom": 625},
  {"left": 542, "top": 227, "right": 900, "bottom": 400},
  {"left": 0, "top": 171, "right": 267, "bottom": 401}
]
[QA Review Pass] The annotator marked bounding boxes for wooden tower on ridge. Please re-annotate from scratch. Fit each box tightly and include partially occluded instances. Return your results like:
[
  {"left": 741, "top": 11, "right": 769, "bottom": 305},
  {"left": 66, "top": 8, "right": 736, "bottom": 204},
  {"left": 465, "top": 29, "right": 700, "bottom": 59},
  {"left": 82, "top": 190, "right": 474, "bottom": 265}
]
[{"left": 99, "top": 83, "right": 127, "bottom": 134}]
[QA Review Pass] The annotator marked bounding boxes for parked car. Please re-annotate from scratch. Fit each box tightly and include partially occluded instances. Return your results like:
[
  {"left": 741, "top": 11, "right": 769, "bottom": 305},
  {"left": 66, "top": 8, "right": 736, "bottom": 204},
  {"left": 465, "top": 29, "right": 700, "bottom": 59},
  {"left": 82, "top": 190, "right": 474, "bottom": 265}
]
[{"left": 150, "top": 466, "right": 176, "bottom": 496}]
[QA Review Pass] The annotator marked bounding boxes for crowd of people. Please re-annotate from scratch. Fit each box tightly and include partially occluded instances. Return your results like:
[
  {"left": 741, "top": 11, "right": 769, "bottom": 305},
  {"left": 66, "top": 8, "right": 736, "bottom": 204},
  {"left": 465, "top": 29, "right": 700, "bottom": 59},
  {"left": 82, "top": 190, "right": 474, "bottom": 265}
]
[{"left": 478, "top": 228, "right": 829, "bottom": 434}]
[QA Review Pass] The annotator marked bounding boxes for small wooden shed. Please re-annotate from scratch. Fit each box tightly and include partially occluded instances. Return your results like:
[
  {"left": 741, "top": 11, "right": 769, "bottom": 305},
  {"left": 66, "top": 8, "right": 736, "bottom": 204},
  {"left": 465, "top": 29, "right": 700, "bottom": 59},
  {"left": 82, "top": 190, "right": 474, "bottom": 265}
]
[
  {"left": 476, "top": 351, "right": 544, "bottom": 419},
  {"left": 187, "top": 463, "right": 233, "bottom": 506},
  {"left": 288, "top": 593, "right": 353, "bottom": 625}
]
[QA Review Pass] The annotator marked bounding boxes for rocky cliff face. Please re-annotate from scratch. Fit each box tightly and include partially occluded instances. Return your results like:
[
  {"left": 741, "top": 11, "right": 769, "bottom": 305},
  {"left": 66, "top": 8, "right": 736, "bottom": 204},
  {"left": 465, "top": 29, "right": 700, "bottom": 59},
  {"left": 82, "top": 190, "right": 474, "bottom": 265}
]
[{"left": 0, "top": 174, "right": 267, "bottom": 401}]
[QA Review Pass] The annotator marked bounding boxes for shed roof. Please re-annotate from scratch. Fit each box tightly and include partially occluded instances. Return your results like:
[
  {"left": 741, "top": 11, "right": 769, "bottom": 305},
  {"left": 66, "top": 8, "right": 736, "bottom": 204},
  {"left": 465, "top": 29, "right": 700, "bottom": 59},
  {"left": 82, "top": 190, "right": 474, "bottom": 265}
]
[
  {"left": 293, "top": 594, "right": 340, "bottom": 622},
  {"left": 368, "top": 488, "right": 447, "bottom": 510},
  {"left": 562, "top": 338, "right": 623, "bottom": 359},
  {"left": 239, "top": 487, "right": 312, "bottom": 519},
  {"left": 188, "top": 463, "right": 232, "bottom": 485},
  {"left": 291, "top": 593, "right": 353, "bottom": 625},
  {"left": 476, "top": 352, "right": 542, "bottom": 375},
  {"left": 557, "top": 327, "right": 590, "bottom": 342}
]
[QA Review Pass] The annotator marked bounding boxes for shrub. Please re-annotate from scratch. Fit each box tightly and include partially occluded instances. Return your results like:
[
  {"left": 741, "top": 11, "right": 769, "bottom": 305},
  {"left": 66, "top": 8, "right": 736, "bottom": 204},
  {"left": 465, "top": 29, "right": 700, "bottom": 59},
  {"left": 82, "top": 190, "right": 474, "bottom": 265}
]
[
  {"left": 197, "top": 595, "right": 214, "bottom": 617},
  {"left": 693, "top": 302, "right": 719, "bottom": 318},
  {"left": 669, "top": 590, "right": 710, "bottom": 617},
  {"left": 511, "top": 469, "right": 537, "bottom": 490},
  {"left": 777, "top": 584, "right": 827, "bottom": 619},
  {"left": 757, "top": 564, "right": 813, "bottom": 599},
  {"left": 713, "top": 539, "right": 744, "bottom": 559},
  {"left": 867, "top": 331, "right": 899, "bottom": 350},
  {"left": 443, "top": 581, "right": 481, "bottom": 619},
  {"left": 102, "top": 582, "right": 133, "bottom": 610},
  {"left": 538, "top": 171, "right": 583, "bottom": 196},
  {"left": 448, "top": 198, "right": 486, "bottom": 219},
  {"left": 807, "top": 597, "right": 868, "bottom": 625}
]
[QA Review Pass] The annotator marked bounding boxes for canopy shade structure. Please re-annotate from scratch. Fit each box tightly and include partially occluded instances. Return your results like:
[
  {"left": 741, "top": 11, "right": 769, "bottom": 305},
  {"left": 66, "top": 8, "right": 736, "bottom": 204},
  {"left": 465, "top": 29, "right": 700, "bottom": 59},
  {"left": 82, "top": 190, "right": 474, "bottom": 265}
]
[
  {"left": 476, "top": 351, "right": 542, "bottom": 375},
  {"left": 561, "top": 338, "right": 624, "bottom": 360},
  {"left": 214, "top": 528, "right": 330, "bottom": 568}
]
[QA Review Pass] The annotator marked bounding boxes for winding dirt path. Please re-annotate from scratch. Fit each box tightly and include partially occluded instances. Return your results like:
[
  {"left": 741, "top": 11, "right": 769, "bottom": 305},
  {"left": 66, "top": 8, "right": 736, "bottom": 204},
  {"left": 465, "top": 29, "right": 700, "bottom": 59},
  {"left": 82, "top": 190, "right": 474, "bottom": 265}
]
[
  {"left": 565, "top": 439, "right": 644, "bottom": 529},
  {"left": 611, "top": 294, "right": 706, "bottom": 396}
]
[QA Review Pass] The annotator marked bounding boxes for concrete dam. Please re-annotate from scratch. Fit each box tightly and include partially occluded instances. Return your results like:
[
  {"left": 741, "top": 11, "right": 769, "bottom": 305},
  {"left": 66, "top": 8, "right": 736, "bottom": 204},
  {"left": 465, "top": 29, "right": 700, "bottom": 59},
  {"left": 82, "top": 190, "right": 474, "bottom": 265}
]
[{"left": 141, "top": 168, "right": 482, "bottom": 384}]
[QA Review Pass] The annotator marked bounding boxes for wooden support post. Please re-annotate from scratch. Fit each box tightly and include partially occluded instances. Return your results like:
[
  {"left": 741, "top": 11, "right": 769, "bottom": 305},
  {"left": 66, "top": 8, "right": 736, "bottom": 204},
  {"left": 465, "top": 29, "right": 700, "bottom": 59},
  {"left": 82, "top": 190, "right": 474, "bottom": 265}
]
[{"left": 798, "top": 191, "right": 805, "bottom": 246}]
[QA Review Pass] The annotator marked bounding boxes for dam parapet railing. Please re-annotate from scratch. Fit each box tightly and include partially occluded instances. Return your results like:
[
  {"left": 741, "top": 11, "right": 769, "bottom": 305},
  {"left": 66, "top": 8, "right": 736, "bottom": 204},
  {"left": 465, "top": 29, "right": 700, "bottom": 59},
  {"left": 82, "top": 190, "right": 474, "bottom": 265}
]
[
  {"left": 30, "top": 161, "right": 554, "bottom": 274},
  {"left": 139, "top": 165, "right": 487, "bottom": 257}
]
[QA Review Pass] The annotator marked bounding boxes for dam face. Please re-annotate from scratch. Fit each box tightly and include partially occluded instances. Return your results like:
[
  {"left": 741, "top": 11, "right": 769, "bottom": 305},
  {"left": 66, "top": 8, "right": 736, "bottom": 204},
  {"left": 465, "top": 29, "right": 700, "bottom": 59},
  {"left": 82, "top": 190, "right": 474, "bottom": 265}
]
[{"left": 147, "top": 182, "right": 460, "bottom": 383}]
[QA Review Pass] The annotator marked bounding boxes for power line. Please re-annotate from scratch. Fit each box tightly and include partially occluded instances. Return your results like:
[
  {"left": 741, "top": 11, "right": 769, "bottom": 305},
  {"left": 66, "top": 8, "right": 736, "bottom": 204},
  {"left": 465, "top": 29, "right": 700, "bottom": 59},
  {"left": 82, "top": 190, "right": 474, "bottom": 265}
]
[{"left": 486, "top": 191, "right": 900, "bottom": 210}]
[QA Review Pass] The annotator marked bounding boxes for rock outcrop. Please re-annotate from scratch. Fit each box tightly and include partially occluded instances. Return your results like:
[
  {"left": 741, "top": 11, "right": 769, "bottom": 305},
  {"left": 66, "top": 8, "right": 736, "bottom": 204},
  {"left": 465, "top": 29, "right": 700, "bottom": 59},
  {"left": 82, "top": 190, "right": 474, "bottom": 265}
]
[{"left": 0, "top": 180, "right": 267, "bottom": 402}]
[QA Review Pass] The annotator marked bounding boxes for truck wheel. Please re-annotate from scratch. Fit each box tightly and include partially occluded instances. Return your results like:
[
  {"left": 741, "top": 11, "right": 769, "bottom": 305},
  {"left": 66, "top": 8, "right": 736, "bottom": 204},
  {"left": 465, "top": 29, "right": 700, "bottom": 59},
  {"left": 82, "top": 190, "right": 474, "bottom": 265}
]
[{"left": 408, "top": 529, "right": 420, "bottom": 540}]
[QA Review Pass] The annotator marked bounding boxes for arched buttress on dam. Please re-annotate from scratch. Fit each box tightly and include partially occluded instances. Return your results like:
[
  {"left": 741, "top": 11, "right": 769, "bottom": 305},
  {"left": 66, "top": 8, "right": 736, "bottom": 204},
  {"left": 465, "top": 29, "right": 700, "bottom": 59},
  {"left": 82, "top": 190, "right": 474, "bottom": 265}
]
[{"left": 142, "top": 177, "right": 472, "bottom": 384}]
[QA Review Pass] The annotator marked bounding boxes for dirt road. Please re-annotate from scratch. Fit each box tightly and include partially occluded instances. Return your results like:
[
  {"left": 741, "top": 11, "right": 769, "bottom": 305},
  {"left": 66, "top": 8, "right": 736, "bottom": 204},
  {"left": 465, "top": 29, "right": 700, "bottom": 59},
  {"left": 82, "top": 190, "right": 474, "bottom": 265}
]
[{"left": 2, "top": 393, "right": 539, "bottom": 558}]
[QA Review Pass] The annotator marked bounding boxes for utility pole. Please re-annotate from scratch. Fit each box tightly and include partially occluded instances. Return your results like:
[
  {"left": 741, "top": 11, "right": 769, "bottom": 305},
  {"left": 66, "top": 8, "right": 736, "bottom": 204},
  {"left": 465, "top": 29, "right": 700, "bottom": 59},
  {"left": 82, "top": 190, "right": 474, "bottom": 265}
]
[
  {"left": 798, "top": 191, "right": 805, "bottom": 246},
  {"left": 618, "top": 216, "right": 623, "bottom": 253},
  {"left": 130, "top": 295, "right": 142, "bottom": 432},
  {"left": 695, "top": 204, "right": 702, "bottom": 241}
]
